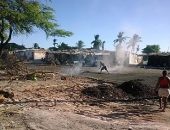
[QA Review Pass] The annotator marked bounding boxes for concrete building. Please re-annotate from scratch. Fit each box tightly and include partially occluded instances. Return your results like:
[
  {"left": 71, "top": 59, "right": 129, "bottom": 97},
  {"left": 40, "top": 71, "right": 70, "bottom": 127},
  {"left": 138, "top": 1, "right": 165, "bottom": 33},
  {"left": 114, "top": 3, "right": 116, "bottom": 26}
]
[
  {"left": 45, "top": 49, "right": 143, "bottom": 66},
  {"left": 15, "top": 49, "right": 46, "bottom": 61},
  {"left": 128, "top": 52, "right": 143, "bottom": 65}
]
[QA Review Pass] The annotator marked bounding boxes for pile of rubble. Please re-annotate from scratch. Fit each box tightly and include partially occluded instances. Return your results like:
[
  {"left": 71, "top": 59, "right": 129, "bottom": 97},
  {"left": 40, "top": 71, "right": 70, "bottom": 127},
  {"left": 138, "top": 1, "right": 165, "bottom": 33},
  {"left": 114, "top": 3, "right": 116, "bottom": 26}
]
[
  {"left": 117, "top": 79, "right": 155, "bottom": 98},
  {"left": 0, "top": 54, "right": 55, "bottom": 82},
  {"left": 81, "top": 82, "right": 127, "bottom": 100},
  {"left": 81, "top": 79, "right": 156, "bottom": 100}
]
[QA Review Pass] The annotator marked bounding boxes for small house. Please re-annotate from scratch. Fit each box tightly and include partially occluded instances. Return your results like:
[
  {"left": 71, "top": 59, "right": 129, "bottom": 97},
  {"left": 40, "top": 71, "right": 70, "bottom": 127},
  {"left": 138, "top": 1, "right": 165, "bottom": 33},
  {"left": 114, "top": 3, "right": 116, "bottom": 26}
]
[
  {"left": 15, "top": 49, "right": 46, "bottom": 61},
  {"left": 147, "top": 53, "right": 170, "bottom": 67}
]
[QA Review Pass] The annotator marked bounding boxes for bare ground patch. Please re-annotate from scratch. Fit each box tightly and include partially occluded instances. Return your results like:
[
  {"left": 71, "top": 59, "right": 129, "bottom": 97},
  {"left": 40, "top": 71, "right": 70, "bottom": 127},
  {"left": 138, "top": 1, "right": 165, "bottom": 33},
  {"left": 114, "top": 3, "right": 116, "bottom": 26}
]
[{"left": 0, "top": 66, "right": 170, "bottom": 129}]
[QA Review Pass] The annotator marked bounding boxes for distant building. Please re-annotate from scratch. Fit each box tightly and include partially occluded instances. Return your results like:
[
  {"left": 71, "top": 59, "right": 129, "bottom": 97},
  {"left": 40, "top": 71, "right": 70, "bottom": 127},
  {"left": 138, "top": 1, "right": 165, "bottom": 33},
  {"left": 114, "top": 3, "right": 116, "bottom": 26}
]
[
  {"left": 14, "top": 48, "right": 144, "bottom": 66},
  {"left": 15, "top": 49, "right": 46, "bottom": 62},
  {"left": 146, "top": 53, "right": 170, "bottom": 68},
  {"left": 128, "top": 52, "right": 143, "bottom": 65},
  {"left": 45, "top": 49, "right": 144, "bottom": 66},
  {"left": 45, "top": 49, "right": 114, "bottom": 66}
]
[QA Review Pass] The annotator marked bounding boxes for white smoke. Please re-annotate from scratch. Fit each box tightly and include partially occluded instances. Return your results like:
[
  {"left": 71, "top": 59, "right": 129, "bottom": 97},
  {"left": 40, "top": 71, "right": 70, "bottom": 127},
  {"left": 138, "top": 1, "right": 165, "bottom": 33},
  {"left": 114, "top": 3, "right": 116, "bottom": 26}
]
[
  {"left": 62, "top": 62, "right": 82, "bottom": 76},
  {"left": 115, "top": 45, "right": 128, "bottom": 66}
]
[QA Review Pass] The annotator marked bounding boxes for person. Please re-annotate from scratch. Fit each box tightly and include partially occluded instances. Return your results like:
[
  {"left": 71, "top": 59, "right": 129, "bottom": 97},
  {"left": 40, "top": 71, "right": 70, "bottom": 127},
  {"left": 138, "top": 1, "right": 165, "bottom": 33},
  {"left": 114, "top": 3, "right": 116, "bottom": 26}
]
[
  {"left": 99, "top": 61, "right": 109, "bottom": 73},
  {"left": 155, "top": 70, "right": 170, "bottom": 112}
]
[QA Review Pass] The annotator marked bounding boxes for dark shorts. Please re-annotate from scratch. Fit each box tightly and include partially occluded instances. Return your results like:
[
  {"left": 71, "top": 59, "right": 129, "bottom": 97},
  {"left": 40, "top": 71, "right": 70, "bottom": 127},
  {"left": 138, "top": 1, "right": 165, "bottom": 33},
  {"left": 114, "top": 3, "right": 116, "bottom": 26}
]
[{"left": 101, "top": 66, "right": 107, "bottom": 70}]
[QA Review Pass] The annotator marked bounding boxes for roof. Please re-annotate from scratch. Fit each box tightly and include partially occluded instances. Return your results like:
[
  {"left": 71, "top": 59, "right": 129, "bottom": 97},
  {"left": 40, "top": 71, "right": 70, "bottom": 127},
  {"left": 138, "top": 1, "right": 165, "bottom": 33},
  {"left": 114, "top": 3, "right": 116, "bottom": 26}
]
[
  {"left": 47, "top": 49, "right": 113, "bottom": 55},
  {"left": 15, "top": 48, "right": 46, "bottom": 53}
]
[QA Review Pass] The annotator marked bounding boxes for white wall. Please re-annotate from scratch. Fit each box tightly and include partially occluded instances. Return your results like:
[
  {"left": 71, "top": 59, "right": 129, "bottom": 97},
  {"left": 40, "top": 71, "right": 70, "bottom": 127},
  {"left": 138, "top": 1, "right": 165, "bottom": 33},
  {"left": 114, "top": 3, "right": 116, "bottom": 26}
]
[
  {"left": 15, "top": 49, "right": 46, "bottom": 60},
  {"left": 129, "top": 53, "right": 141, "bottom": 65},
  {"left": 33, "top": 51, "right": 46, "bottom": 60}
]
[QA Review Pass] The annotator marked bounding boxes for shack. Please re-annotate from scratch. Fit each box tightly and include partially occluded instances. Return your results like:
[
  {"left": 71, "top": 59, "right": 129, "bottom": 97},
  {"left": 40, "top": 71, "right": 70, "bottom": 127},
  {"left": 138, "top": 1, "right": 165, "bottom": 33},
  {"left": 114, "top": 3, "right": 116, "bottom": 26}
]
[
  {"left": 45, "top": 49, "right": 114, "bottom": 66},
  {"left": 15, "top": 49, "right": 46, "bottom": 62},
  {"left": 147, "top": 53, "right": 170, "bottom": 68},
  {"left": 128, "top": 52, "right": 143, "bottom": 65}
]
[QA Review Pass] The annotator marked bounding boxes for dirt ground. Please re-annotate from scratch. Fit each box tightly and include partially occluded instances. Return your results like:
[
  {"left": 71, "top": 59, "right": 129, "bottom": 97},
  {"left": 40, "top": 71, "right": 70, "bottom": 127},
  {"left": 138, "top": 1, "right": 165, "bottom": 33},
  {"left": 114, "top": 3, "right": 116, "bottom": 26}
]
[{"left": 0, "top": 65, "right": 170, "bottom": 130}]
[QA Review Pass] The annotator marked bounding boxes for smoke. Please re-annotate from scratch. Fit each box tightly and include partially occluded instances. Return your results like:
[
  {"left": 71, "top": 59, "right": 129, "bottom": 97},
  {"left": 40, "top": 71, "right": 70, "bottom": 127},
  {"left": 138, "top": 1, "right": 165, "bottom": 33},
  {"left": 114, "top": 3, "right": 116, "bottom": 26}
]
[
  {"left": 101, "top": 55, "right": 114, "bottom": 68},
  {"left": 113, "top": 28, "right": 142, "bottom": 70},
  {"left": 62, "top": 62, "right": 82, "bottom": 76},
  {"left": 115, "top": 45, "right": 128, "bottom": 66}
]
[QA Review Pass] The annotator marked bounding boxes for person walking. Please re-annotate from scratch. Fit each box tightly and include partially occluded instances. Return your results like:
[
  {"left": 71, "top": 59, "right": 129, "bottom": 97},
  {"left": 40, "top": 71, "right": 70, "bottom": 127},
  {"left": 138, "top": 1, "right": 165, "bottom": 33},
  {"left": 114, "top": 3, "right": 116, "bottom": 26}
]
[{"left": 155, "top": 70, "right": 170, "bottom": 112}]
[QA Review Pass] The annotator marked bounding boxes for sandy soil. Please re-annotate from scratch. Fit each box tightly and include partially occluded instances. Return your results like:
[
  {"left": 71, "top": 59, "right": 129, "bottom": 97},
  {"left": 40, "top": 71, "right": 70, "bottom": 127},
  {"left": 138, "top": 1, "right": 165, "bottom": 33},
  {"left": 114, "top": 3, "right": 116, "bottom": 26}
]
[{"left": 0, "top": 65, "right": 170, "bottom": 130}]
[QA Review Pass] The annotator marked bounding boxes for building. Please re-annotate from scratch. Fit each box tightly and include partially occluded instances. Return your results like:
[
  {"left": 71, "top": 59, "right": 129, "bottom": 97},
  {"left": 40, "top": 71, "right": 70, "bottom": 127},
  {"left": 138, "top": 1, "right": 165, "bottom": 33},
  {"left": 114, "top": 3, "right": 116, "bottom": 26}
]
[
  {"left": 128, "top": 52, "right": 143, "bottom": 65},
  {"left": 45, "top": 49, "right": 114, "bottom": 66},
  {"left": 15, "top": 49, "right": 46, "bottom": 62},
  {"left": 146, "top": 53, "right": 170, "bottom": 68},
  {"left": 15, "top": 48, "right": 144, "bottom": 66}
]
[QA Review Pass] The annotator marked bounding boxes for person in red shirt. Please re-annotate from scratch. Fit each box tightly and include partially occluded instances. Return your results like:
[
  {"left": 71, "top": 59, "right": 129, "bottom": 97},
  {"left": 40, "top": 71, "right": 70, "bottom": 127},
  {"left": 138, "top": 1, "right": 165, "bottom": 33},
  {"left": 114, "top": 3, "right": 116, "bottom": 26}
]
[{"left": 155, "top": 70, "right": 170, "bottom": 112}]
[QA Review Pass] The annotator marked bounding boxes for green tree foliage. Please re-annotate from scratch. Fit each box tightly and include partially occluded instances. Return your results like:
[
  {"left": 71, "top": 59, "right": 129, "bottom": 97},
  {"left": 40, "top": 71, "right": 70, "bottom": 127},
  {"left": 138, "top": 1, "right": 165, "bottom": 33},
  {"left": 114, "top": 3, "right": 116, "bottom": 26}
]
[
  {"left": 0, "top": 0, "right": 73, "bottom": 53},
  {"left": 76, "top": 40, "right": 84, "bottom": 49},
  {"left": 127, "top": 34, "right": 142, "bottom": 52},
  {"left": 113, "top": 32, "right": 129, "bottom": 47},
  {"left": 48, "top": 47, "right": 57, "bottom": 51},
  {"left": 4, "top": 43, "right": 25, "bottom": 51},
  {"left": 91, "top": 35, "right": 102, "bottom": 50},
  {"left": 33, "top": 43, "right": 40, "bottom": 49},
  {"left": 53, "top": 39, "right": 58, "bottom": 47},
  {"left": 142, "top": 45, "right": 160, "bottom": 54},
  {"left": 49, "top": 42, "right": 73, "bottom": 51},
  {"left": 58, "top": 42, "right": 71, "bottom": 50}
]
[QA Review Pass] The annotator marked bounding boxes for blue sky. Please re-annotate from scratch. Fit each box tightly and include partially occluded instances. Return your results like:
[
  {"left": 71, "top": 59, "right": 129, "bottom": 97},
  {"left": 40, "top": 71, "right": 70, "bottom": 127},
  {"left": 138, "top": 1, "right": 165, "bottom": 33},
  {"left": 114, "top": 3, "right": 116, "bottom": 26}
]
[{"left": 12, "top": 0, "right": 170, "bottom": 52}]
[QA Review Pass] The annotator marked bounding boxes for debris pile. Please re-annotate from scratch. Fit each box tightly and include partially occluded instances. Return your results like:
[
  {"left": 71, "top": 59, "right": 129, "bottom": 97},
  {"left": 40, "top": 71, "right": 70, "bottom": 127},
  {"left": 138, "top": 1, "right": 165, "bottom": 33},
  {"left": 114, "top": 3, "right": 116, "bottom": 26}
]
[
  {"left": 0, "top": 54, "right": 55, "bottom": 81},
  {"left": 81, "top": 79, "right": 155, "bottom": 100},
  {"left": 81, "top": 83, "right": 127, "bottom": 100},
  {"left": 2, "top": 54, "right": 28, "bottom": 77},
  {"left": 117, "top": 80, "right": 155, "bottom": 98}
]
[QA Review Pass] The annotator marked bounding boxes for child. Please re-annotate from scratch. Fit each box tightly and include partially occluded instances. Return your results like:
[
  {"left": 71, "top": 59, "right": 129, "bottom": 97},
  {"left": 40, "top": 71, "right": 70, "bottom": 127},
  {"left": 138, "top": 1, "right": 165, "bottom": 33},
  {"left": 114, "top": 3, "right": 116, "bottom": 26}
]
[{"left": 155, "top": 70, "right": 170, "bottom": 112}]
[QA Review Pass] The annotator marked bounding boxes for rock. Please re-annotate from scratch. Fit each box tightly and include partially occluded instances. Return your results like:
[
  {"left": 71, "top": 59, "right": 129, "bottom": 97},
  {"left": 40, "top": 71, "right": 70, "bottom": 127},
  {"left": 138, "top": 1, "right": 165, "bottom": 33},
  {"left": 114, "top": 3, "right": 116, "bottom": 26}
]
[{"left": 61, "top": 76, "right": 66, "bottom": 80}]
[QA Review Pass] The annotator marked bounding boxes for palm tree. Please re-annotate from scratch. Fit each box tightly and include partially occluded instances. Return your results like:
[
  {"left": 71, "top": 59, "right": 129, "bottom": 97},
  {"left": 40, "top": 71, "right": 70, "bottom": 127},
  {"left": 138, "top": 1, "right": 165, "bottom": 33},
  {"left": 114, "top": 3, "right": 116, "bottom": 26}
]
[
  {"left": 113, "top": 32, "right": 129, "bottom": 48},
  {"left": 53, "top": 39, "right": 58, "bottom": 47},
  {"left": 33, "top": 43, "right": 40, "bottom": 49},
  {"left": 113, "top": 32, "right": 129, "bottom": 66},
  {"left": 76, "top": 40, "right": 84, "bottom": 49},
  {"left": 127, "top": 34, "right": 142, "bottom": 52},
  {"left": 91, "top": 35, "right": 102, "bottom": 50}
]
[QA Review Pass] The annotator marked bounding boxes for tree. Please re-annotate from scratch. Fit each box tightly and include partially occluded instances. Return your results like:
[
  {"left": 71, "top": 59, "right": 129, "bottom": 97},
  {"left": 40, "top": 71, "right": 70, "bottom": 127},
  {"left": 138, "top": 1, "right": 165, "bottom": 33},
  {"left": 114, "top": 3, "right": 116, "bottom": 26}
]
[
  {"left": 142, "top": 45, "right": 160, "bottom": 54},
  {"left": 58, "top": 42, "right": 71, "bottom": 50},
  {"left": 127, "top": 34, "right": 142, "bottom": 52},
  {"left": 91, "top": 35, "right": 102, "bottom": 50},
  {"left": 33, "top": 43, "right": 40, "bottom": 49},
  {"left": 0, "top": 0, "right": 73, "bottom": 54},
  {"left": 113, "top": 32, "right": 129, "bottom": 65},
  {"left": 76, "top": 40, "right": 84, "bottom": 49},
  {"left": 53, "top": 39, "right": 58, "bottom": 47},
  {"left": 48, "top": 47, "right": 57, "bottom": 51},
  {"left": 4, "top": 43, "right": 26, "bottom": 51},
  {"left": 113, "top": 32, "right": 129, "bottom": 47}
]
